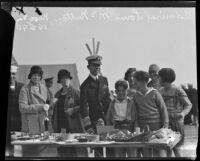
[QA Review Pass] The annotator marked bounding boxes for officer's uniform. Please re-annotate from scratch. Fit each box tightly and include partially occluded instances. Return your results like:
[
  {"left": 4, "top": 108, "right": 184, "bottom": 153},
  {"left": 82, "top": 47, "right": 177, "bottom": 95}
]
[{"left": 80, "top": 55, "right": 111, "bottom": 132}]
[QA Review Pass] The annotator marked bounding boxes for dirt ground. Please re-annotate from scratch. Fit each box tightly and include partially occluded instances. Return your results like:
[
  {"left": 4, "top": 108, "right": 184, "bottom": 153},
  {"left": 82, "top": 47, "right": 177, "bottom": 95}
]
[{"left": 179, "top": 125, "right": 198, "bottom": 159}]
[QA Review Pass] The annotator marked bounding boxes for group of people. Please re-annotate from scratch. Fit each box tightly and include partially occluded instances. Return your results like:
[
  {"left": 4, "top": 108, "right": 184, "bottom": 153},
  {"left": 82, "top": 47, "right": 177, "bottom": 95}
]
[
  {"left": 181, "top": 83, "right": 198, "bottom": 126},
  {"left": 7, "top": 53, "right": 197, "bottom": 158}
]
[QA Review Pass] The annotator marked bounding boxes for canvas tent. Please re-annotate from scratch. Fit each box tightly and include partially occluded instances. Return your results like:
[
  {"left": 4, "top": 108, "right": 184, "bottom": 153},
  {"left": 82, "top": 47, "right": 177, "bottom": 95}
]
[
  {"left": 16, "top": 64, "right": 80, "bottom": 96},
  {"left": 11, "top": 56, "right": 18, "bottom": 66}
]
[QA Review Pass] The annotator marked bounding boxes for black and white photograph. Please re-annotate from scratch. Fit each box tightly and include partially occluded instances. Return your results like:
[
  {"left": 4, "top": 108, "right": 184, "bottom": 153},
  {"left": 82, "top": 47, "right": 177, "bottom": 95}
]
[{"left": 1, "top": 1, "right": 198, "bottom": 159}]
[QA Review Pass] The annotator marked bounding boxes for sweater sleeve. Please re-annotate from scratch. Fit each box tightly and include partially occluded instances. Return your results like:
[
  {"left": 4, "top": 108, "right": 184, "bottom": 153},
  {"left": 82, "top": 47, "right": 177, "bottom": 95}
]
[
  {"left": 177, "top": 87, "right": 192, "bottom": 116},
  {"left": 155, "top": 91, "right": 169, "bottom": 128},
  {"left": 19, "top": 86, "right": 44, "bottom": 114},
  {"left": 131, "top": 100, "right": 138, "bottom": 131}
]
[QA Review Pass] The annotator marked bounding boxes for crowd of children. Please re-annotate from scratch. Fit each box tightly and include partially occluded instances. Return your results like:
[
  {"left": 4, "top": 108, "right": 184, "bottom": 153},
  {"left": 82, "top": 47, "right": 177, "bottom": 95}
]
[{"left": 103, "top": 65, "right": 192, "bottom": 157}]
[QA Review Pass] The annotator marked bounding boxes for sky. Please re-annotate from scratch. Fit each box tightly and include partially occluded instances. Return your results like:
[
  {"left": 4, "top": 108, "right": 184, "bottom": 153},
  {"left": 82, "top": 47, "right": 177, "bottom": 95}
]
[{"left": 11, "top": 7, "right": 197, "bottom": 90}]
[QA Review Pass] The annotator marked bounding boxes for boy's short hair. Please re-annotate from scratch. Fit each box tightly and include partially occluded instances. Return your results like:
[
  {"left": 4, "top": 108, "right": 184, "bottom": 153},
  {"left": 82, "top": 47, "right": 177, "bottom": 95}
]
[
  {"left": 124, "top": 68, "right": 136, "bottom": 81},
  {"left": 133, "top": 71, "right": 149, "bottom": 83},
  {"left": 115, "top": 79, "right": 129, "bottom": 90},
  {"left": 158, "top": 68, "right": 176, "bottom": 83},
  {"left": 148, "top": 64, "right": 160, "bottom": 74}
]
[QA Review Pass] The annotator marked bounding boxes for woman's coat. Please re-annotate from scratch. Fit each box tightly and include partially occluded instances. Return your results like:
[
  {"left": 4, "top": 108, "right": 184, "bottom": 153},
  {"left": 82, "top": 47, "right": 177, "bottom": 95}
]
[{"left": 19, "top": 82, "right": 50, "bottom": 134}]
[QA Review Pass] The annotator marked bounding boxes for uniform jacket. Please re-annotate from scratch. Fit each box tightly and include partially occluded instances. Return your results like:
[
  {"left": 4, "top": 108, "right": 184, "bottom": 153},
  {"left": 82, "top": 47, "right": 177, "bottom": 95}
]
[
  {"left": 52, "top": 86, "right": 84, "bottom": 133},
  {"left": 80, "top": 75, "right": 111, "bottom": 127},
  {"left": 8, "top": 81, "right": 24, "bottom": 131},
  {"left": 19, "top": 82, "right": 51, "bottom": 134}
]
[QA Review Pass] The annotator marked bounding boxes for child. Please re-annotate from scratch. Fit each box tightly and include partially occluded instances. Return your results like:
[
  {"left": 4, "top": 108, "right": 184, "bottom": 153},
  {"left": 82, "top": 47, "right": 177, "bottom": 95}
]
[
  {"left": 158, "top": 68, "right": 192, "bottom": 157},
  {"left": 106, "top": 79, "right": 137, "bottom": 157},
  {"left": 124, "top": 68, "right": 137, "bottom": 99},
  {"left": 133, "top": 71, "right": 169, "bottom": 157}
]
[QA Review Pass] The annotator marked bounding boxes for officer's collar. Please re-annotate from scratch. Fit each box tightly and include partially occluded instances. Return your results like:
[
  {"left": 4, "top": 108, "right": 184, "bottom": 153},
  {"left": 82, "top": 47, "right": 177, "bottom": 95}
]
[{"left": 89, "top": 73, "right": 99, "bottom": 81}]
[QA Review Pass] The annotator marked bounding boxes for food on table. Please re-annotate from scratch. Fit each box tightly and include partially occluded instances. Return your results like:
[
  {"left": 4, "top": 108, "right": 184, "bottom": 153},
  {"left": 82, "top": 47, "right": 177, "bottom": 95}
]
[
  {"left": 149, "top": 128, "right": 180, "bottom": 144},
  {"left": 40, "top": 135, "right": 49, "bottom": 141},
  {"left": 75, "top": 134, "right": 99, "bottom": 142},
  {"left": 55, "top": 135, "right": 65, "bottom": 142}
]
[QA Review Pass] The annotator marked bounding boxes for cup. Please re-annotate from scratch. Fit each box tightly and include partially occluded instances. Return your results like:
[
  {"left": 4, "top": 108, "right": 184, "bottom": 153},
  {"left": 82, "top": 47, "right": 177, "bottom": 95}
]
[
  {"left": 136, "top": 127, "right": 140, "bottom": 134},
  {"left": 61, "top": 128, "right": 66, "bottom": 134}
]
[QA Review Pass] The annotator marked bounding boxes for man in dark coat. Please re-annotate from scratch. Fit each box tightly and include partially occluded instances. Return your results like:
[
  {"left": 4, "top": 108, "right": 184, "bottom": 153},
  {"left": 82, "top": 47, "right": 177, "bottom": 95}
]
[
  {"left": 80, "top": 54, "right": 111, "bottom": 157},
  {"left": 44, "top": 77, "right": 54, "bottom": 104},
  {"left": 44, "top": 77, "right": 54, "bottom": 133},
  {"left": 80, "top": 55, "right": 111, "bottom": 132},
  {"left": 8, "top": 65, "right": 24, "bottom": 131},
  {"left": 7, "top": 64, "right": 24, "bottom": 156}
]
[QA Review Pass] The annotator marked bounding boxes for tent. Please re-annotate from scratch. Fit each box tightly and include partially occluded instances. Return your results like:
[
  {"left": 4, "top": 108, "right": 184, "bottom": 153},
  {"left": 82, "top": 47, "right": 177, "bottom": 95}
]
[
  {"left": 11, "top": 56, "right": 18, "bottom": 66},
  {"left": 16, "top": 64, "right": 80, "bottom": 96}
]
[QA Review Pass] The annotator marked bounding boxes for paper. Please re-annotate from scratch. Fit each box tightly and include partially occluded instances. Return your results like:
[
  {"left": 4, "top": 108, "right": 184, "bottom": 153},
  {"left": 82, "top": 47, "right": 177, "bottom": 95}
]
[{"left": 96, "top": 125, "right": 116, "bottom": 134}]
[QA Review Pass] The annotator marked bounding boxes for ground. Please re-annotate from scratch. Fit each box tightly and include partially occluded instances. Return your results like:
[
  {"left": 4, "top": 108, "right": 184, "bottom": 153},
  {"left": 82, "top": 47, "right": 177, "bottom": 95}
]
[{"left": 179, "top": 125, "right": 198, "bottom": 159}]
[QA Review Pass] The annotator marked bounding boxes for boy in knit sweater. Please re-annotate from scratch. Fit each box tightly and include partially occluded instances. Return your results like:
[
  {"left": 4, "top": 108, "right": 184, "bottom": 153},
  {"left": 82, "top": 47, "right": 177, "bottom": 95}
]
[
  {"left": 133, "top": 71, "right": 169, "bottom": 157},
  {"left": 106, "top": 79, "right": 137, "bottom": 157}
]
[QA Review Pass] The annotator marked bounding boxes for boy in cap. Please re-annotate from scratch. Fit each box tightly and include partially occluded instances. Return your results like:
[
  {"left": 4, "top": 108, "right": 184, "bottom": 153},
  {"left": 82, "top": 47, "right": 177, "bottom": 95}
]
[{"left": 44, "top": 77, "right": 54, "bottom": 91}]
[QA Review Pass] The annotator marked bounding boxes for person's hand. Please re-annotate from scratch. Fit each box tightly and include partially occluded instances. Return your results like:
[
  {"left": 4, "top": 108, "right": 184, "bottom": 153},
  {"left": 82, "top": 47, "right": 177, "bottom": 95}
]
[
  {"left": 65, "top": 108, "right": 74, "bottom": 116},
  {"left": 48, "top": 109, "right": 53, "bottom": 116},
  {"left": 162, "top": 124, "right": 169, "bottom": 129},
  {"left": 43, "top": 104, "right": 50, "bottom": 112},
  {"left": 53, "top": 98, "right": 58, "bottom": 103},
  {"left": 86, "top": 128, "right": 95, "bottom": 134},
  {"left": 177, "top": 112, "right": 185, "bottom": 119},
  {"left": 96, "top": 118, "right": 105, "bottom": 126}
]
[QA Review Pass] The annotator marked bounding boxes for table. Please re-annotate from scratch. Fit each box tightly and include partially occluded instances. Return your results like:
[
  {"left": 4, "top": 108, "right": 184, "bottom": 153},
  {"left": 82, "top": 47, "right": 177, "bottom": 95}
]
[{"left": 10, "top": 133, "right": 181, "bottom": 158}]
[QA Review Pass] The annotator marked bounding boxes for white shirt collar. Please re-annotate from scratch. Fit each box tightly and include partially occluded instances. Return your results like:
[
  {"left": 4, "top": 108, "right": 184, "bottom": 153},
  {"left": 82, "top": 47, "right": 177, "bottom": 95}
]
[
  {"left": 90, "top": 73, "right": 98, "bottom": 80},
  {"left": 137, "top": 87, "right": 156, "bottom": 96},
  {"left": 115, "top": 97, "right": 129, "bottom": 103}
]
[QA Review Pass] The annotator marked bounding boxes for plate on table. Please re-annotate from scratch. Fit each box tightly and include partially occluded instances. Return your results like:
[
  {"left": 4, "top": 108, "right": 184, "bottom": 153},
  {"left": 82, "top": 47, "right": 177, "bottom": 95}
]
[
  {"left": 15, "top": 136, "right": 32, "bottom": 141},
  {"left": 65, "top": 139, "right": 78, "bottom": 143}
]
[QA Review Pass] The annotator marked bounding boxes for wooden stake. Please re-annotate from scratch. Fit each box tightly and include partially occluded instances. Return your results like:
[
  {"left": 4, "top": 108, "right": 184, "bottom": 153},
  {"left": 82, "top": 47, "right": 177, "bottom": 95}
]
[
  {"left": 96, "top": 41, "right": 100, "bottom": 55},
  {"left": 92, "top": 37, "right": 95, "bottom": 55},
  {"left": 85, "top": 43, "right": 92, "bottom": 55}
]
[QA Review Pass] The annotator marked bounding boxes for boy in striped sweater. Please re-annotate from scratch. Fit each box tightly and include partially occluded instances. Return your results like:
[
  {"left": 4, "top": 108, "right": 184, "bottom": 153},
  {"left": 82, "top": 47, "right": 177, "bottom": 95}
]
[
  {"left": 158, "top": 68, "right": 192, "bottom": 157},
  {"left": 133, "top": 71, "right": 169, "bottom": 157}
]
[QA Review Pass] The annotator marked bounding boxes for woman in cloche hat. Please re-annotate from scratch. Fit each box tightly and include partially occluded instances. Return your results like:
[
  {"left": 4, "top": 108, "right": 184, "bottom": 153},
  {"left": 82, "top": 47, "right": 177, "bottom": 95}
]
[
  {"left": 18, "top": 65, "right": 53, "bottom": 155},
  {"left": 19, "top": 65, "right": 52, "bottom": 134},
  {"left": 52, "top": 69, "right": 87, "bottom": 157}
]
